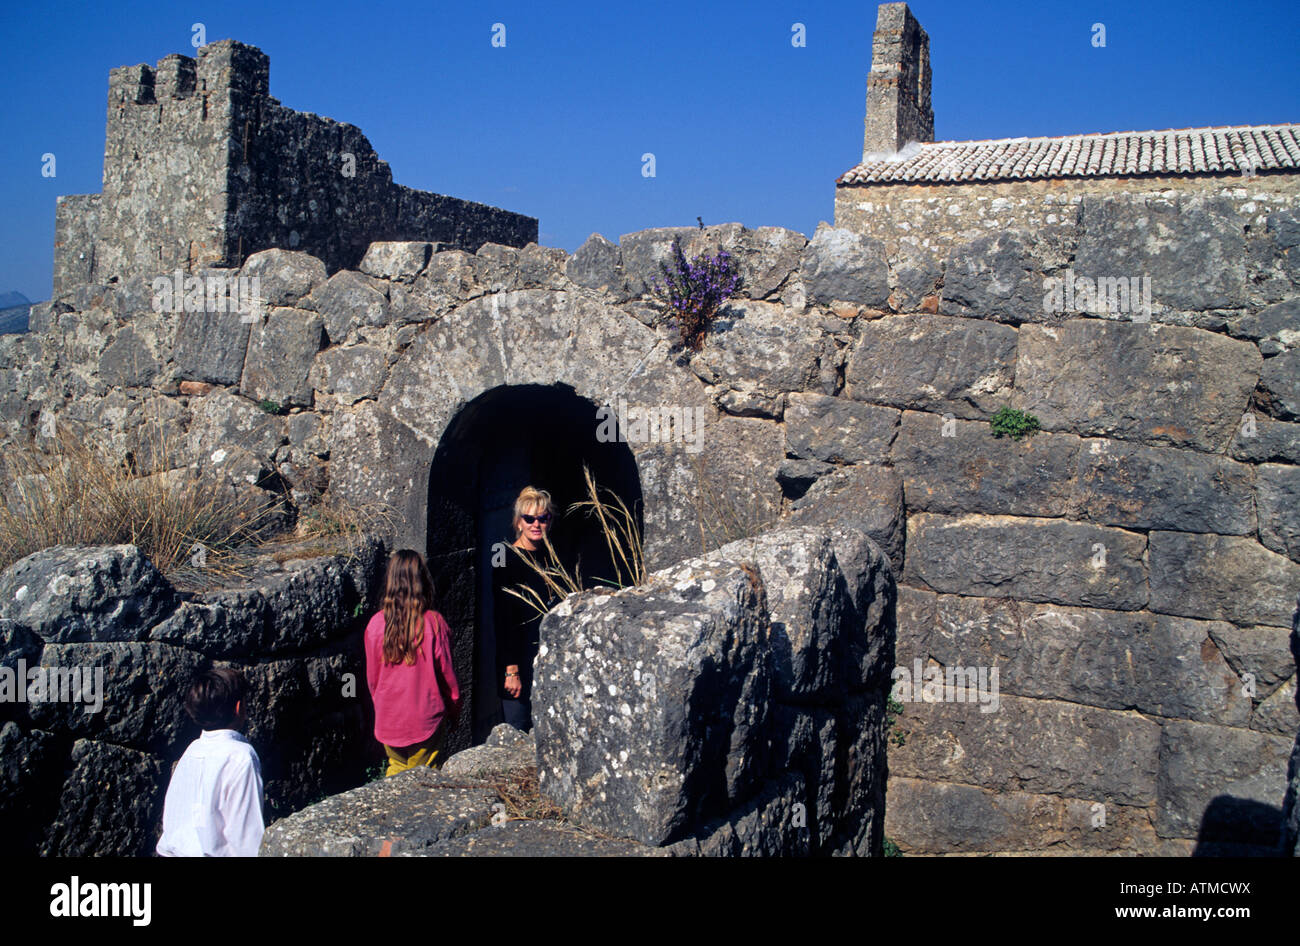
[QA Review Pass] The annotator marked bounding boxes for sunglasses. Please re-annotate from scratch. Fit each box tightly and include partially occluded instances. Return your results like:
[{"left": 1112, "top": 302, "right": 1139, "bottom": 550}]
[{"left": 520, "top": 513, "right": 552, "bottom": 525}]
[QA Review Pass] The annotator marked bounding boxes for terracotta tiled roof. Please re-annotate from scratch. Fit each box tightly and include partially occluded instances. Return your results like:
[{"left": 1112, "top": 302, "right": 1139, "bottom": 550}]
[{"left": 837, "top": 124, "right": 1300, "bottom": 185}]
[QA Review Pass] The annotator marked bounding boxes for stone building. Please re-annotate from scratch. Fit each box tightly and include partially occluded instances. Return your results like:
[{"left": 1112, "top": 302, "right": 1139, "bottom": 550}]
[
  {"left": 52, "top": 40, "right": 536, "bottom": 297},
  {"left": 838, "top": 3, "right": 1300, "bottom": 271}
]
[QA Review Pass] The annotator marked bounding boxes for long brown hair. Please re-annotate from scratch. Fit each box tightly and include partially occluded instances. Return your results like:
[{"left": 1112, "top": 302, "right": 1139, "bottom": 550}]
[{"left": 381, "top": 549, "right": 436, "bottom": 666}]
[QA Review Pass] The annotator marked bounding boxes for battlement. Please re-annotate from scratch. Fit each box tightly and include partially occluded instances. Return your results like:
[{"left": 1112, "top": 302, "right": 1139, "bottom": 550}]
[
  {"left": 105, "top": 41, "right": 267, "bottom": 106},
  {"left": 54, "top": 40, "right": 535, "bottom": 296}
]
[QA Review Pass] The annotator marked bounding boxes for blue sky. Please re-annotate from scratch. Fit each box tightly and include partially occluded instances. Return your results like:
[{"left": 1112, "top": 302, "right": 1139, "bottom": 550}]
[{"left": 1, "top": 0, "right": 1297, "bottom": 302}]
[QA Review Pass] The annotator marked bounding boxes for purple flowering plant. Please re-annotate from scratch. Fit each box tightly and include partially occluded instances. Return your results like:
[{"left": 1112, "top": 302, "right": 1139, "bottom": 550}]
[{"left": 650, "top": 237, "right": 742, "bottom": 352}]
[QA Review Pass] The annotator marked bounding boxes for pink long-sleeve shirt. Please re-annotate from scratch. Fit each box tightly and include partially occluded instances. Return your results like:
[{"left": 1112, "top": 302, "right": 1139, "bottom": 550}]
[{"left": 364, "top": 609, "right": 460, "bottom": 748}]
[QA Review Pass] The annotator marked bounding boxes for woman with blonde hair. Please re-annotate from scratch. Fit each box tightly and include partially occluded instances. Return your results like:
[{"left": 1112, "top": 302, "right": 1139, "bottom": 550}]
[
  {"left": 492, "top": 486, "right": 561, "bottom": 731},
  {"left": 364, "top": 549, "right": 460, "bottom": 775}
]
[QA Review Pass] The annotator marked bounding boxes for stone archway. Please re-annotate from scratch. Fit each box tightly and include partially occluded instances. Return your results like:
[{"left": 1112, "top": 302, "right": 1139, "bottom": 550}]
[
  {"left": 326, "top": 288, "right": 788, "bottom": 747},
  {"left": 425, "top": 382, "right": 643, "bottom": 747},
  {"left": 329, "top": 290, "right": 720, "bottom": 560}
]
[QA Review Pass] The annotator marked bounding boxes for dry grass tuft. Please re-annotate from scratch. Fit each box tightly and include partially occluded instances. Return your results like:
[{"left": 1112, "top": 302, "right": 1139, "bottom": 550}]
[
  {"left": 485, "top": 765, "right": 566, "bottom": 823},
  {"left": 0, "top": 415, "right": 282, "bottom": 581},
  {"left": 482, "top": 764, "right": 631, "bottom": 844},
  {"left": 270, "top": 492, "right": 399, "bottom": 563},
  {"left": 688, "top": 452, "right": 781, "bottom": 554}
]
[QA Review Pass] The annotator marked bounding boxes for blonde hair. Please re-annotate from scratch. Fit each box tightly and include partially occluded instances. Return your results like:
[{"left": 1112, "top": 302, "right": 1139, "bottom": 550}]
[{"left": 513, "top": 486, "right": 555, "bottom": 539}]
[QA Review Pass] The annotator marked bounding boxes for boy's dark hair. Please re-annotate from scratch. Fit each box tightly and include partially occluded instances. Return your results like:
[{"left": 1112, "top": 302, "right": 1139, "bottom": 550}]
[{"left": 184, "top": 667, "right": 246, "bottom": 730}]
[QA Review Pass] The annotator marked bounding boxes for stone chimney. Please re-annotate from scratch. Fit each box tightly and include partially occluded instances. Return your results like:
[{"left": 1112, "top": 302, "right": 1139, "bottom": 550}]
[{"left": 863, "top": 2, "right": 934, "bottom": 158}]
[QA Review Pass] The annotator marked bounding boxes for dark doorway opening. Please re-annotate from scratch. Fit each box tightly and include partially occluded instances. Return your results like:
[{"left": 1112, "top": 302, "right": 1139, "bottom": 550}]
[{"left": 425, "top": 384, "right": 643, "bottom": 749}]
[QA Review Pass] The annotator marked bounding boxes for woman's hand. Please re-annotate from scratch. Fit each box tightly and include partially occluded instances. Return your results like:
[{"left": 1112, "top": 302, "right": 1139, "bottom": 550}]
[{"left": 504, "top": 667, "right": 522, "bottom": 698}]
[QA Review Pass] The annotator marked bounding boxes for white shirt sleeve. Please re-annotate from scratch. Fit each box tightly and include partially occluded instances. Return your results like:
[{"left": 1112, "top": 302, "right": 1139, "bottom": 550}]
[{"left": 219, "top": 751, "right": 265, "bottom": 857}]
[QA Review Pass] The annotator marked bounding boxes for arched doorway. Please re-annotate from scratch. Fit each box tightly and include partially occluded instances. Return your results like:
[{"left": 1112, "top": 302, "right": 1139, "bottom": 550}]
[{"left": 425, "top": 383, "right": 643, "bottom": 749}]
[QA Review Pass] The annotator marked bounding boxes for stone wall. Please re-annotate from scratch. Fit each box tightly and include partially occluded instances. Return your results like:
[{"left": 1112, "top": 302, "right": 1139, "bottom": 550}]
[
  {"left": 834, "top": 174, "right": 1300, "bottom": 292},
  {"left": 832, "top": 178, "right": 1300, "bottom": 854},
  {"left": 0, "top": 537, "right": 386, "bottom": 855},
  {"left": 261, "top": 524, "right": 896, "bottom": 857},
  {"left": 3, "top": 193, "right": 1298, "bottom": 853},
  {"left": 53, "top": 40, "right": 536, "bottom": 294}
]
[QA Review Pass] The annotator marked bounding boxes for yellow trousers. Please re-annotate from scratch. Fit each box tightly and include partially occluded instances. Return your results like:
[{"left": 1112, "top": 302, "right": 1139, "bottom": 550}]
[{"left": 383, "top": 731, "right": 446, "bottom": 777}]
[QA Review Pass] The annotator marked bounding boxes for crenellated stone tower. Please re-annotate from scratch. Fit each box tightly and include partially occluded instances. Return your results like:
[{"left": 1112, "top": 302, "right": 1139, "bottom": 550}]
[{"left": 53, "top": 40, "right": 537, "bottom": 297}]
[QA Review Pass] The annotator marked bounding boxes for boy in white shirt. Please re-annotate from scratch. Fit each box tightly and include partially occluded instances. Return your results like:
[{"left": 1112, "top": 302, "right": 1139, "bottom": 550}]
[{"left": 156, "top": 667, "right": 265, "bottom": 857}]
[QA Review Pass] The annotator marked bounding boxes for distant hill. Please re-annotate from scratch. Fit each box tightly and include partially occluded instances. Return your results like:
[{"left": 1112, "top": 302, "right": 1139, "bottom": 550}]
[{"left": 0, "top": 291, "right": 32, "bottom": 334}]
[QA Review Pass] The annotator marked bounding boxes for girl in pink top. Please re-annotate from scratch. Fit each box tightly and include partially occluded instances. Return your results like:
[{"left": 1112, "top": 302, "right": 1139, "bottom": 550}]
[{"left": 364, "top": 549, "right": 460, "bottom": 776}]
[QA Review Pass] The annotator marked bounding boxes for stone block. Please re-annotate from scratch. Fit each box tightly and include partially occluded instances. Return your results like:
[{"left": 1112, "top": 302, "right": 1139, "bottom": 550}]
[
  {"left": 259, "top": 768, "right": 499, "bottom": 856},
  {"left": 566, "top": 233, "right": 623, "bottom": 296},
  {"left": 888, "top": 694, "right": 1161, "bottom": 806},
  {"left": 173, "top": 303, "right": 253, "bottom": 385},
  {"left": 904, "top": 512, "right": 1148, "bottom": 610},
  {"left": 897, "top": 587, "right": 1251, "bottom": 725},
  {"left": 1207, "top": 623, "right": 1297, "bottom": 696},
  {"left": 942, "top": 230, "right": 1043, "bottom": 323},
  {"left": 775, "top": 458, "right": 834, "bottom": 498},
  {"left": 674, "top": 772, "right": 811, "bottom": 857},
  {"left": 517, "top": 244, "right": 568, "bottom": 290},
  {"left": 184, "top": 387, "right": 286, "bottom": 466},
  {"left": 890, "top": 241, "right": 942, "bottom": 312},
  {"left": 845, "top": 314, "right": 1018, "bottom": 420},
  {"left": 358, "top": 242, "right": 433, "bottom": 282},
  {"left": 1260, "top": 349, "right": 1300, "bottom": 421},
  {"left": 302, "top": 270, "right": 390, "bottom": 344},
  {"left": 1257, "top": 463, "right": 1300, "bottom": 561},
  {"left": 240, "top": 307, "right": 325, "bottom": 408},
  {"left": 784, "top": 393, "right": 899, "bottom": 463},
  {"left": 1149, "top": 531, "right": 1300, "bottom": 627},
  {"left": 27, "top": 641, "right": 203, "bottom": 755},
  {"left": 618, "top": 227, "right": 697, "bottom": 296},
  {"left": 0, "top": 544, "right": 177, "bottom": 644},
  {"left": 690, "top": 300, "right": 833, "bottom": 404},
  {"left": 798, "top": 223, "right": 890, "bottom": 308},
  {"left": 1017, "top": 320, "right": 1260, "bottom": 451},
  {"left": 784, "top": 463, "right": 905, "bottom": 577},
  {"left": 1072, "top": 438, "right": 1256, "bottom": 534},
  {"left": 707, "top": 527, "right": 882, "bottom": 701},
  {"left": 533, "top": 558, "right": 772, "bottom": 845},
  {"left": 885, "top": 777, "right": 1166, "bottom": 855},
  {"left": 241, "top": 249, "right": 327, "bottom": 307},
  {"left": 40, "top": 738, "right": 165, "bottom": 856},
  {"left": 1156, "top": 718, "right": 1292, "bottom": 845},
  {"left": 97, "top": 326, "right": 159, "bottom": 387},
  {"left": 892, "top": 410, "right": 1079, "bottom": 517},
  {"left": 309, "top": 344, "right": 387, "bottom": 406},
  {"left": 1230, "top": 415, "right": 1300, "bottom": 464},
  {"left": 420, "top": 818, "right": 661, "bottom": 856},
  {"left": 1228, "top": 299, "right": 1300, "bottom": 355},
  {"left": 683, "top": 224, "right": 807, "bottom": 301},
  {"left": 0, "top": 722, "right": 60, "bottom": 852},
  {"left": 441, "top": 724, "right": 537, "bottom": 779}
]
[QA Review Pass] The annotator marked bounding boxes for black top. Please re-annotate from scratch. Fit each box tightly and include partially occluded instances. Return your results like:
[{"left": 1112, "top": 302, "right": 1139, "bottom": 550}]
[{"left": 492, "top": 545, "right": 559, "bottom": 671}]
